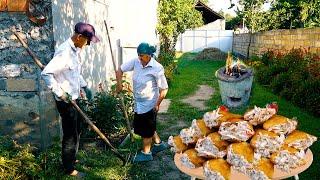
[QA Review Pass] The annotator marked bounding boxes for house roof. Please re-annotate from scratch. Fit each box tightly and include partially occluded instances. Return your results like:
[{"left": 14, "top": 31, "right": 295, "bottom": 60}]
[{"left": 195, "top": 0, "right": 224, "bottom": 24}]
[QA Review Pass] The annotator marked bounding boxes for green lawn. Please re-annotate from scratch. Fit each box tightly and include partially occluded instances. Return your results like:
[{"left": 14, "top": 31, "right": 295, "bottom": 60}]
[
  {"left": 166, "top": 52, "right": 320, "bottom": 180},
  {"left": 40, "top": 52, "right": 319, "bottom": 179}
]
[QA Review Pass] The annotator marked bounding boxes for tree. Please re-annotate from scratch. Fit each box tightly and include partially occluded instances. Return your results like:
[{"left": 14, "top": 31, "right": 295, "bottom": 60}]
[
  {"left": 268, "top": 0, "right": 320, "bottom": 29},
  {"left": 231, "top": 0, "right": 271, "bottom": 58},
  {"left": 157, "top": 0, "right": 203, "bottom": 64},
  {"left": 236, "top": 0, "right": 271, "bottom": 32}
]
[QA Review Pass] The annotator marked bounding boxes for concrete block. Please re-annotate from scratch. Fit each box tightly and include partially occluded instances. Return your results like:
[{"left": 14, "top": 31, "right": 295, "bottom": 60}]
[
  {"left": 0, "top": 64, "right": 21, "bottom": 77},
  {"left": 0, "top": 78, "right": 5, "bottom": 90},
  {"left": 0, "top": 93, "right": 39, "bottom": 121},
  {"left": 6, "top": 79, "right": 36, "bottom": 91}
]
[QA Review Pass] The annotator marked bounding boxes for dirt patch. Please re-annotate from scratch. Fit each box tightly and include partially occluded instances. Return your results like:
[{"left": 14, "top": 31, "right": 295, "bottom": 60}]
[{"left": 181, "top": 85, "right": 215, "bottom": 110}]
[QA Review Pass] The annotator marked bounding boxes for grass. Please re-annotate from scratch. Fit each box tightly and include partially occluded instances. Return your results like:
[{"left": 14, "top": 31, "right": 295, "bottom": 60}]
[
  {"left": 33, "top": 52, "right": 319, "bottom": 179},
  {"left": 166, "top": 52, "right": 320, "bottom": 180}
]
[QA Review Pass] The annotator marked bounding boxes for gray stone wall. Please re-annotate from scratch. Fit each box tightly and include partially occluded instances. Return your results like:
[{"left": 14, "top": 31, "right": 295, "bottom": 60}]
[
  {"left": 0, "top": 11, "right": 60, "bottom": 149},
  {"left": 233, "top": 28, "right": 320, "bottom": 58}
]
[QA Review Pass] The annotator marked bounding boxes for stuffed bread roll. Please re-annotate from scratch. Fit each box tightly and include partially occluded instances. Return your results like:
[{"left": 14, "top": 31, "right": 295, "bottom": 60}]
[
  {"left": 180, "top": 148, "right": 206, "bottom": 168},
  {"left": 195, "top": 132, "right": 229, "bottom": 158},
  {"left": 250, "top": 129, "right": 285, "bottom": 157},
  {"left": 204, "top": 159, "right": 231, "bottom": 180},
  {"left": 284, "top": 130, "right": 317, "bottom": 150},
  {"left": 270, "top": 145, "right": 306, "bottom": 172},
  {"left": 219, "top": 119, "right": 255, "bottom": 142},
  {"left": 263, "top": 115, "right": 297, "bottom": 135},
  {"left": 248, "top": 157, "right": 274, "bottom": 180},
  {"left": 244, "top": 104, "right": 277, "bottom": 126},
  {"left": 227, "top": 142, "right": 254, "bottom": 174},
  {"left": 191, "top": 119, "right": 213, "bottom": 137},
  {"left": 180, "top": 128, "right": 198, "bottom": 145},
  {"left": 203, "top": 107, "right": 242, "bottom": 128},
  {"left": 168, "top": 135, "right": 189, "bottom": 153}
]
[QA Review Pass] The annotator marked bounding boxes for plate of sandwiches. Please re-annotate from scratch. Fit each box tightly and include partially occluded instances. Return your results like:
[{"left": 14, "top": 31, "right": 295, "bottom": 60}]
[{"left": 170, "top": 104, "right": 317, "bottom": 180}]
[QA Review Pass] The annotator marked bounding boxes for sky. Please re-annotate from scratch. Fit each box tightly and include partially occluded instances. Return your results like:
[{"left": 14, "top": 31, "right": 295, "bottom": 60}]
[
  {"left": 208, "top": 0, "right": 271, "bottom": 17},
  {"left": 208, "top": 0, "right": 237, "bottom": 16}
]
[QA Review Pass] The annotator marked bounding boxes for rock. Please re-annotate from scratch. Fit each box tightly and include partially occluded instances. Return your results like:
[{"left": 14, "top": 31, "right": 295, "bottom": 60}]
[
  {"left": 0, "top": 64, "right": 21, "bottom": 77},
  {"left": 30, "top": 27, "right": 41, "bottom": 40}
]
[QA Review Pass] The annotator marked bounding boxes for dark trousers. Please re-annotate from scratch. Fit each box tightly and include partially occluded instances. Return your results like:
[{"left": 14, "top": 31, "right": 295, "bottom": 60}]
[{"left": 55, "top": 100, "right": 82, "bottom": 174}]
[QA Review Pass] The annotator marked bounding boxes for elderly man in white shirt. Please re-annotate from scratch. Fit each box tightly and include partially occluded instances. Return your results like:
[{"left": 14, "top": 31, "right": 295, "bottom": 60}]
[
  {"left": 116, "top": 42, "right": 169, "bottom": 163},
  {"left": 41, "top": 22, "right": 99, "bottom": 177}
]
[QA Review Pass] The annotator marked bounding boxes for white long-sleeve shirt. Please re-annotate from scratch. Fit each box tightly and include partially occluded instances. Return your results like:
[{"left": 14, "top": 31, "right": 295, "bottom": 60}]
[
  {"left": 41, "top": 38, "right": 87, "bottom": 100},
  {"left": 121, "top": 58, "right": 168, "bottom": 114}
]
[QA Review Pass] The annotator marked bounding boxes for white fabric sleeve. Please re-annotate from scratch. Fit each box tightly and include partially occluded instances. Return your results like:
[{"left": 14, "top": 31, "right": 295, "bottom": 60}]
[
  {"left": 120, "top": 58, "right": 136, "bottom": 72},
  {"left": 156, "top": 66, "right": 168, "bottom": 90},
  {"left": 41, "top": 52, "right": 69, "bottom": 97}
]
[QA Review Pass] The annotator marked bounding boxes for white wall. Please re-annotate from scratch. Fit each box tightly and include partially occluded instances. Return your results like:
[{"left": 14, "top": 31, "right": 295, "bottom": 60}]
[
  {"left": 52, "top": 0, "right": 159, "bottom": 92},
  {"left": 176, "top": 30, "right": 233, "bottom": 53},
  {"left": 196, "top": 19, "right": 226, "bottom": 30}
]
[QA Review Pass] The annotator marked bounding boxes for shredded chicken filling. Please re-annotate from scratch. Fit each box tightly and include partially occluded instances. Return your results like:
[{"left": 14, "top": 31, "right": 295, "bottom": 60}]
[
  {"left": 227, "top": 146, "right": 253, "bottom": 174},
  {"left": 288, "top": 135, "right": 317, "bottom": 150},
  {"left": 168, "top": 136, "right": 180, "bottom": 153},
  {"left": 268, "top": 119, "right": 297, "bottom": 135},
  {"left": 254, "top": 134, "right": 285, "bottom": 157},
  {"left": 191, "top": 119, "right": 203, "bottom": 138},
  {"left": 273, "top": 150, "right": 305, "bottom": 172},
  {"left": 204, "top": 163, "right": 225, "bottom": 180},
  {"left": 244, "top": 106, "right": 276, "bottom": 125},
  {"left": 195, "top": 137, "right": 226, "bottom": 158},
  {"left": 180, "top": 128, "right": 197, "bottom": 145},
  {"left": 219, "top": 121, "right": 254, "bottom": 142},
  {"left": 203, "top": 109, "right": 222, "bottom": 128},
  {"left": 180, "top": 154, "right": 196, "bottom": 169},
  {"left": 247, "top": 169, "right": 270, "bottom": 180}
]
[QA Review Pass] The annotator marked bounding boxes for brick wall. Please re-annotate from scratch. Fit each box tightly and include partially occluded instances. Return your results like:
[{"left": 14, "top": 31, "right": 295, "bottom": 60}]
[
  {"left": 233, "top": 27, "right": 320, "bottom": 58},
  {"left": 0, "top": 12, "right": 60, "bottom": 149}
]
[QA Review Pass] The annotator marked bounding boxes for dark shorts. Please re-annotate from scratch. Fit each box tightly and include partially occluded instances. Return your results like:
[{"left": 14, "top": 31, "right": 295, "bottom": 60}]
[{"left": 133, "top": 109, "right": 157, "bottom": 138}]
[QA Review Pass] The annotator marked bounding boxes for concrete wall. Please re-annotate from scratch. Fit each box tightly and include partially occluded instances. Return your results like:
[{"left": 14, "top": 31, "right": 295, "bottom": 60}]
[
  {"left": 176, "top": 30, "right": 233, "bottom": 53},
  {"left": 196, "top": 19, "right": 226, "bottom": 30},
  {"left": 52, "top": 0, "right": 159, "bottom": 92},
  {"left": 0, "top": 12, "right": 60, "bottom": 149},
  {"left": 233, "top": 28, "right": 320, "bottom": 58}
]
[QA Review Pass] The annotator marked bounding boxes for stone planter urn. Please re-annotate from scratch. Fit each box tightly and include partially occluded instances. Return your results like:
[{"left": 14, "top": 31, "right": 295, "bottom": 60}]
[{"left": 215, "top": 67, "right": 253, "bottom": 108}]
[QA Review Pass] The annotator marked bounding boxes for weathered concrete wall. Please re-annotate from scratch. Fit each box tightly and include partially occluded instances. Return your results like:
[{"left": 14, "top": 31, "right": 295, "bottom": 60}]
[
  {"left": 0, "top": 11, "right": 59, "bottom": 149},
  {"left": 196, "top": 19, "right": 226, "bottom": 30},
  {"left": 51, "top": 0, "right": 159, "bottom": 92},
  {"left": 233, "top": 28, "right": 320, "bottom": 58}
]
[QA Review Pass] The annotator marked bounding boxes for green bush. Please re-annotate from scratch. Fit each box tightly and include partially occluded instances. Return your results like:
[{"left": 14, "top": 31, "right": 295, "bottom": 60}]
[
  {"left": 0, "top": 136, "right": 41, "bottom": 179},
  {"left": 158, "top": 51, "right": 178, "bottom": 85},
  {"left": 79, "top": 87, "right": 134, "bottom": 142},
  {"left": 253, "top": 49, "right": 320, "bottom": 116}
]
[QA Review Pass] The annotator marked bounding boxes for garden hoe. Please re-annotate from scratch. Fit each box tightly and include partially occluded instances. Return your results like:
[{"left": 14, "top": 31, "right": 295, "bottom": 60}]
[
  {"left": 104, "top": 20, "right": 134, "bottom": 145},
  {"left": 13, "top": 31, "right": 128, "bottom": 166}
]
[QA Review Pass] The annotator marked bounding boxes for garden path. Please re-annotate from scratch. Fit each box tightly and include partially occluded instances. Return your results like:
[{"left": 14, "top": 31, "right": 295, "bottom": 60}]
[
  {"left": 181, "top": 85, "right": 215, "bottom": 110},
  {"left": 143, "top": 85, "right": 215, "bottom": 179}
]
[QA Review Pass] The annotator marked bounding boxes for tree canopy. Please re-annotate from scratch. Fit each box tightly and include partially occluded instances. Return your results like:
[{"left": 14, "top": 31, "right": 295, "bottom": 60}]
[
  {"left": 157, "top": 0, "right": 203, "bottom": 60},
  {"left": 231, "top": 0, "right": 320, "bottom": 32}
]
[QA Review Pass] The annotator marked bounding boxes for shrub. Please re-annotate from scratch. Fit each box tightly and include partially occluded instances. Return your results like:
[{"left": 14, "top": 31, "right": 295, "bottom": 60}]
[
  {"left": 0, "top": 136, "right": 41, "bottom": 179},
  {"left": 158, "top": 51, "right": 178, "bottom": 85},
  {"left": 253, "top": 48, "right": 320, "bottom": 116},
  {"left": 79, "top": 85, "right": 134, "bottom": 141}
]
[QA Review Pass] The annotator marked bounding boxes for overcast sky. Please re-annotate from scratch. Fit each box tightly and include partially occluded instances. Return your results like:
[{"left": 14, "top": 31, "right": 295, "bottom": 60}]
[
  {"left": 208, "top": 0, "right": 271, "bottom": 16},
  {"left": 208, "top": 0, "right": 237, "bottom": 16}
]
